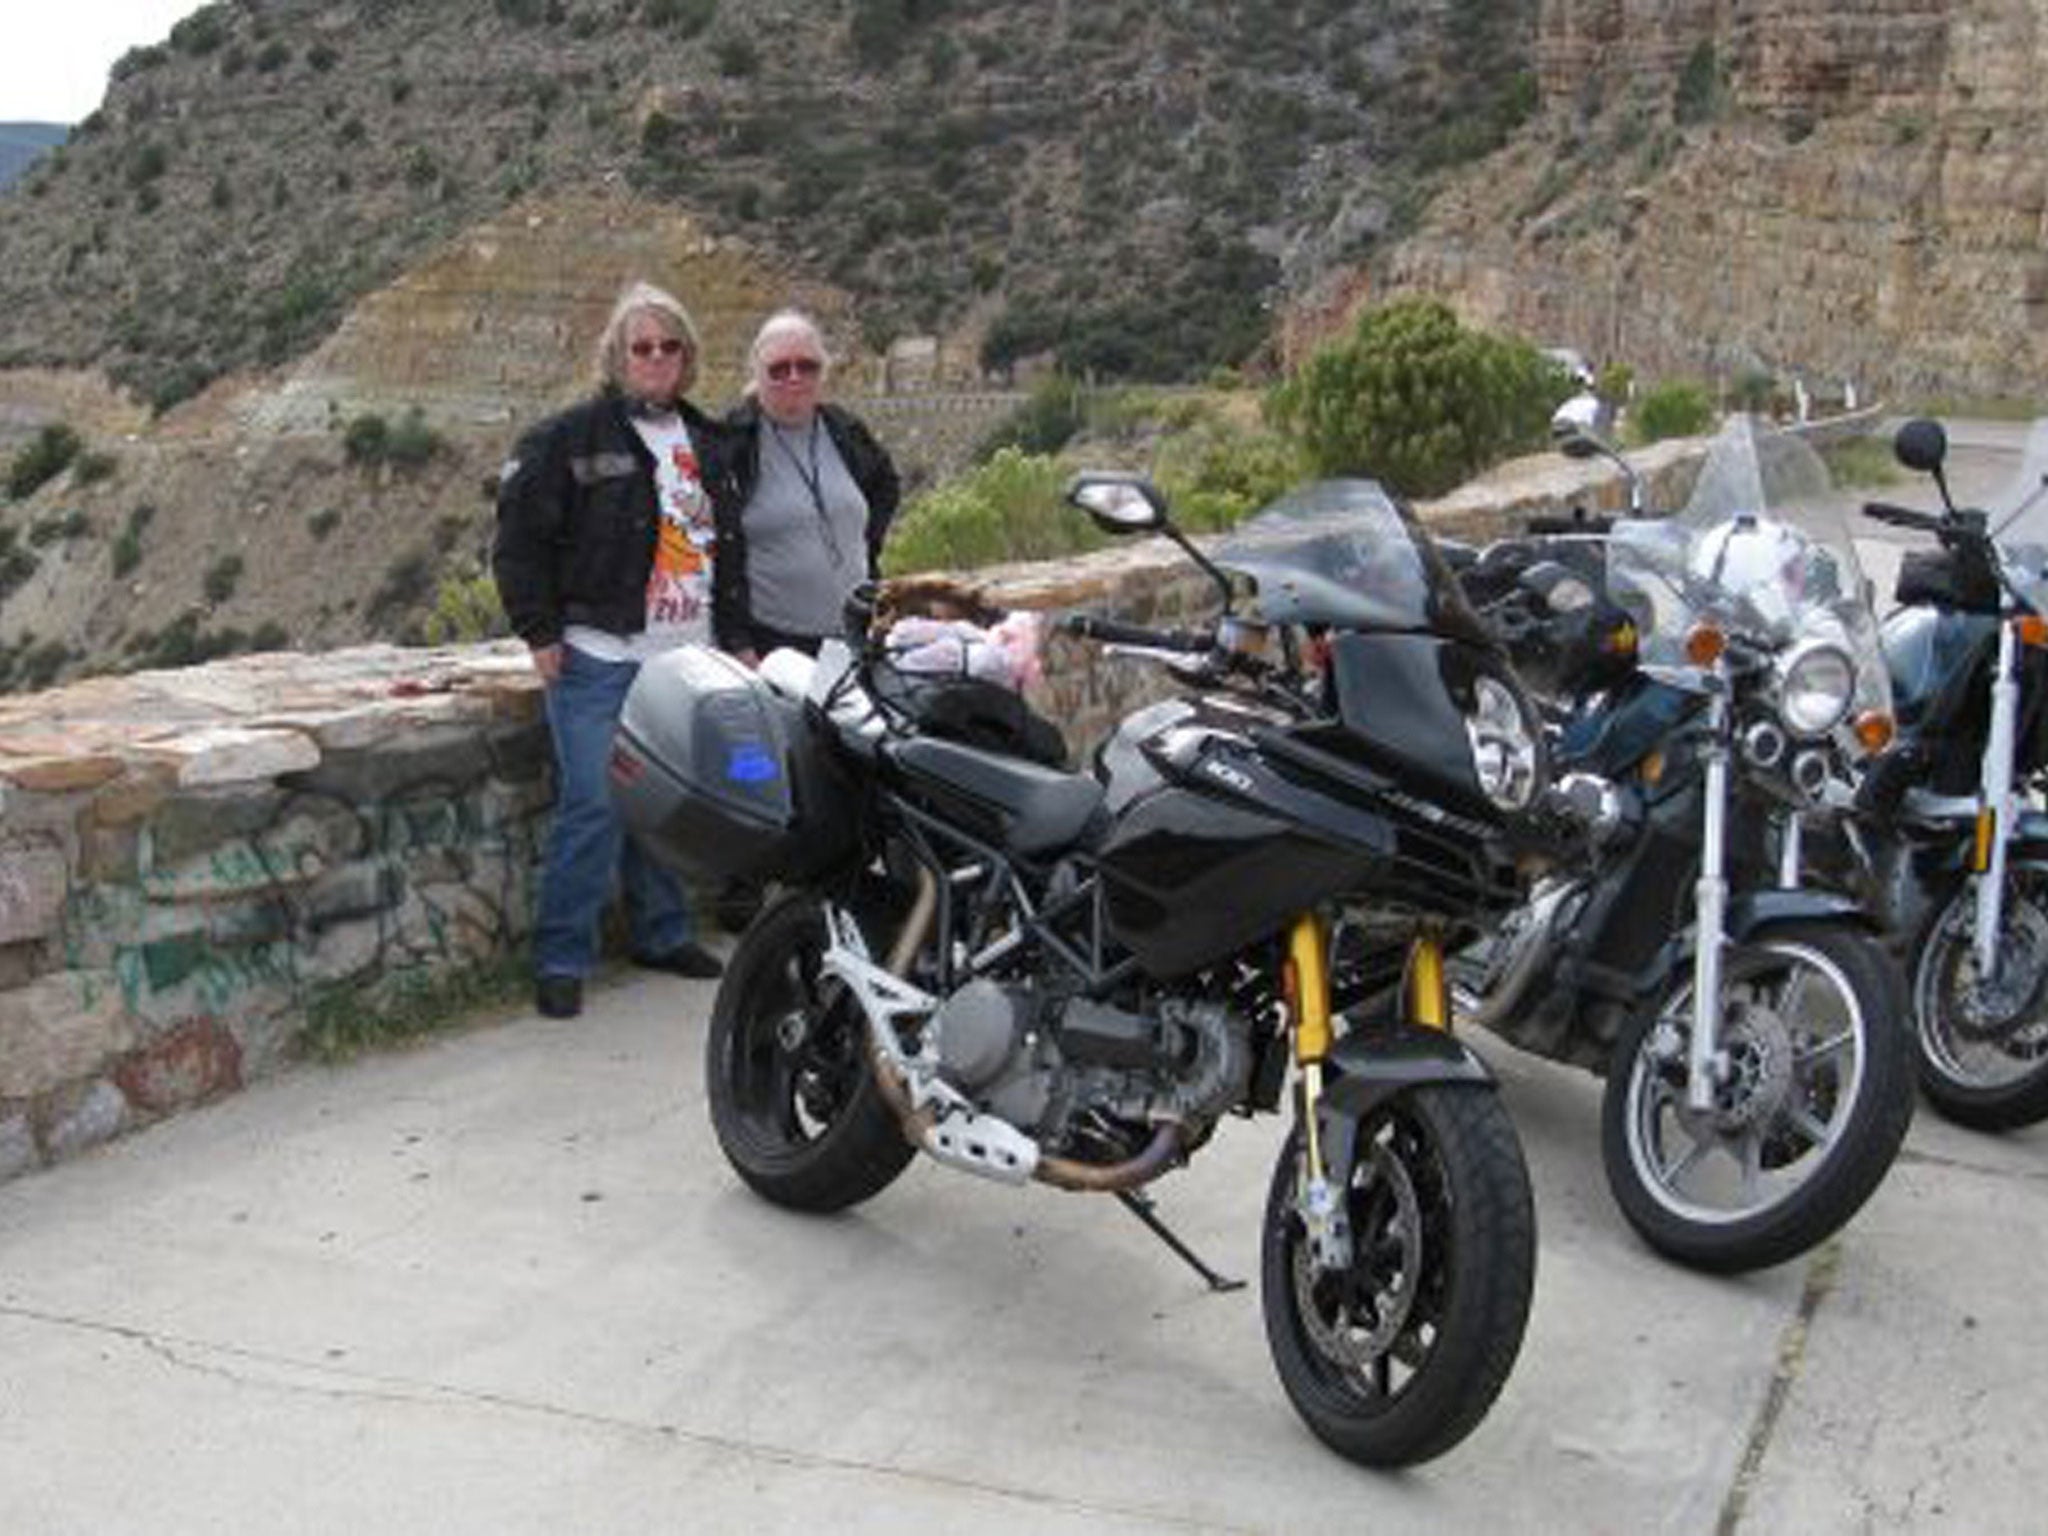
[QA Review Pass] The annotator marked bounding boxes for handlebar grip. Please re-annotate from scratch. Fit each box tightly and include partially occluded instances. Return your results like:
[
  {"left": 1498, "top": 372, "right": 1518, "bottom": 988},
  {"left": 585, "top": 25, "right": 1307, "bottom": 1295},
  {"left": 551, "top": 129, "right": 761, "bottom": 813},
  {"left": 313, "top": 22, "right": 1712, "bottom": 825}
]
[
  {"left": 1059, "top": 613, "right": 1210, "bottom": 652},
  {"left": 1862, "top": 501, "right": 1940, "bottom": 532}
]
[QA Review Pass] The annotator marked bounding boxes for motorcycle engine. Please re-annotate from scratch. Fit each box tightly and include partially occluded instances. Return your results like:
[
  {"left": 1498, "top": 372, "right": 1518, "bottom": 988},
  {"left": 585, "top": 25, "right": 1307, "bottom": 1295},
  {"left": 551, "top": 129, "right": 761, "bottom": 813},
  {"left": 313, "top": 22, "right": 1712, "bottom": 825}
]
[{"left": 929, "top": 979, "right": 1251, "bottom": 1143}]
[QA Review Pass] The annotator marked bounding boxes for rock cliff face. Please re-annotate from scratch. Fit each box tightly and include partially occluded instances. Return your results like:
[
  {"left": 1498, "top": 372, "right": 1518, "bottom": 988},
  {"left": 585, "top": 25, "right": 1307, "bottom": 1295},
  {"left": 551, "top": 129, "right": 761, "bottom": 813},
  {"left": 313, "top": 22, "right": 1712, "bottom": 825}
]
[{"left": 1375, "top": 0, "right": 2048, "bottom": 400}]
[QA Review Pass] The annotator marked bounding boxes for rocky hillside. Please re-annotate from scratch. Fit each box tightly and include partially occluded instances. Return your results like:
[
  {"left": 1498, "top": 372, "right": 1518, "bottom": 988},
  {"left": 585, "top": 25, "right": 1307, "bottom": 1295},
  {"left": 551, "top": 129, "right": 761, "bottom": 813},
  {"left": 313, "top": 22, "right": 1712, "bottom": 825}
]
[
  {"left": 1372, "top": 0, "right": 2048, "bottom": 403},
  {"left": 0, "top": 0, "right": 1539, "bottom": 409}
]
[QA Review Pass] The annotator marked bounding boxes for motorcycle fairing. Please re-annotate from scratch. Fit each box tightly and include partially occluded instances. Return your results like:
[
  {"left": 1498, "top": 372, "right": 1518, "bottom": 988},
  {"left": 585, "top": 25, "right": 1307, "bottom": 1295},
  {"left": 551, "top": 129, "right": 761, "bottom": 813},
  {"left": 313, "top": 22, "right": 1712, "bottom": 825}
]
[{"left": 1325, "top": 631, "right": 1490, "bottom": 807}]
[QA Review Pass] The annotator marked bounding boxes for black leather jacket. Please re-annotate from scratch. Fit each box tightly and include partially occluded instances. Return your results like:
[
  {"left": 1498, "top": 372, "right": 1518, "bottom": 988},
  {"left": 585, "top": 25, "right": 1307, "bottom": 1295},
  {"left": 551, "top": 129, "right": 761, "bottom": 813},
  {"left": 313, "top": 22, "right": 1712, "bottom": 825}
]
[
  {"left": 719, "top": 399, "right": 901, "bottom": 653},
  {"left": 492, "top": 389, "right": 746, "bottom": 650}
]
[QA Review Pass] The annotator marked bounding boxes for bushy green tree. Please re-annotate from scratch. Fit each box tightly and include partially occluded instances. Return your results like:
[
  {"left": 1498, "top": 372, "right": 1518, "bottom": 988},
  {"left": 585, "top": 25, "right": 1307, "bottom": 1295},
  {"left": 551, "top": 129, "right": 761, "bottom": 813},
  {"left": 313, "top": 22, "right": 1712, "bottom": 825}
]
[
  {"left": 1267, "top": 298, "right": 1570, "bottom": 498},
  {"left": 1629, "top": 380, "right": 1715, "bottom": 444}
]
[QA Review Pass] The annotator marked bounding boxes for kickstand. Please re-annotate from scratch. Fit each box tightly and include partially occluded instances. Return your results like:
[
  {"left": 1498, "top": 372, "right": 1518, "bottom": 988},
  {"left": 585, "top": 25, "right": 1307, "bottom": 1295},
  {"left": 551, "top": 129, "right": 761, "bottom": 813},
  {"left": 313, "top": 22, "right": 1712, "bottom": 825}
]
[{"left": 1115, "top": 1189, "right": 1246, "bottom": 1293}]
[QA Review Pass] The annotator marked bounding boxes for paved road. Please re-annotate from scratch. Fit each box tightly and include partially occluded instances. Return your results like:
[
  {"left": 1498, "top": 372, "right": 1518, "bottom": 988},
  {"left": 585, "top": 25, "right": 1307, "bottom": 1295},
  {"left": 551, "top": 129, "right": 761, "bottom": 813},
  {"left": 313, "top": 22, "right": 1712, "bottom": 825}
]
[{"left": 1, "top": 965, "right": 2044, "bottom": 1535}]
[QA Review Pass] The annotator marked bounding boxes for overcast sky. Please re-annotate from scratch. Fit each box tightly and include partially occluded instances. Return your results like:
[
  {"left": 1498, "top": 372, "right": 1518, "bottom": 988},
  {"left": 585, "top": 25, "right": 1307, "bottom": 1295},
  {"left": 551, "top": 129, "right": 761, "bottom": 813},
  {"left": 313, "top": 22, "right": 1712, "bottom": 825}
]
[{"left": 2, "top": 2, "right": 205, "bottom": 125}]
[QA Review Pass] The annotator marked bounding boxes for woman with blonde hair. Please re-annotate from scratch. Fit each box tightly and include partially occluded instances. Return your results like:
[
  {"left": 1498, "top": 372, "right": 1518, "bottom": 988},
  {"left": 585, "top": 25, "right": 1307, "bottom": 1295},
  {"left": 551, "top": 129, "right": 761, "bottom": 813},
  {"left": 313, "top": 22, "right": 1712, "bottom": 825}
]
[{"left": 492, "top": 280, "right": 740, "bottom": 1018}]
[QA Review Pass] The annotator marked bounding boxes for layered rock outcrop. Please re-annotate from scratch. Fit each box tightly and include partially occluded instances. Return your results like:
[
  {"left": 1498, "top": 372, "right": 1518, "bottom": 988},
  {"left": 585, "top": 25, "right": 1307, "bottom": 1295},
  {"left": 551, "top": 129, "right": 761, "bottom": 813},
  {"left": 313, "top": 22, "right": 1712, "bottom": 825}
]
[{"left": 1376, "top": 0, "right": 2048, "bottom": 401}]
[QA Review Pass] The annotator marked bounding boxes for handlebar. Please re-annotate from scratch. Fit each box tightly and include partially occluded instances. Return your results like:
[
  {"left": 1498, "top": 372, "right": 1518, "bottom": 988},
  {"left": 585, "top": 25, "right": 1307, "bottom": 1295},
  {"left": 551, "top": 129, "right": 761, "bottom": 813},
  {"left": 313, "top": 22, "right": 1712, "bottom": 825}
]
[
  {"left": 1861, "top": 500, "right": 1943, "bottom": 534},
  {"left": 1058, "top": 613, "right": 1213, "bottom": 653}
]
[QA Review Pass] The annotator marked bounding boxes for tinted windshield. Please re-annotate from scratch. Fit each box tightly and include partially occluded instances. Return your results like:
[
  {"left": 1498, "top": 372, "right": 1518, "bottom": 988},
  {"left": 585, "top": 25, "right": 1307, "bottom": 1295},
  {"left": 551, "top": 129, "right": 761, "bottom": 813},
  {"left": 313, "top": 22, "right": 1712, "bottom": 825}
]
[
  {"left": 1605, "top": 416, "right": 1889, "bottom": 715},
  {"left": 1989, "top": 418, "right": 2048, "bottom": 614},
  {"left": 1214, "top": 479, "right": 1489, "bottom": 642}
]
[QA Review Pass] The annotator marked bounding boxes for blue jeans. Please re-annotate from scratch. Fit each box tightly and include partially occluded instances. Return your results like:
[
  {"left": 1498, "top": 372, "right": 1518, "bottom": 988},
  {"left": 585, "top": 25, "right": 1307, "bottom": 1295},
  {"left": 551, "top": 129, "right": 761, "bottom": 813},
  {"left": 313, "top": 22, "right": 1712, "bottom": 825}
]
[{"left": 534, "top": 646, "right": 692, "bottom": 979}]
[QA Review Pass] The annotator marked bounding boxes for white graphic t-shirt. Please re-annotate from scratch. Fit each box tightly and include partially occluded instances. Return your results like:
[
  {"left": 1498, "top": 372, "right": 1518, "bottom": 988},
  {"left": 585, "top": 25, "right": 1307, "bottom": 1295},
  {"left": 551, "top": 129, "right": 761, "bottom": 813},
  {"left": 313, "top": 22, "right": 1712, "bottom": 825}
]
[{"left": 564, "top": 411, "right": 715, "bottom": 663}]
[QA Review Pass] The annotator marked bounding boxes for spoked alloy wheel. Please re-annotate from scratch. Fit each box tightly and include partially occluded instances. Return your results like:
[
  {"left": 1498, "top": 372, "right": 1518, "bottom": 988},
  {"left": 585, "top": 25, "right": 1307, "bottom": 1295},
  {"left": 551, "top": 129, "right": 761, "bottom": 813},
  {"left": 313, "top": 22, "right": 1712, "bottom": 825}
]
[
  {"left": 705, "top": 894, "right": 915, "bottom": 1212},
  {"left": 1603, "top": 921, "right": 1913, "bottom": 1273},
  {"left": 1260, "top": 1085, "right": 1535, "bottom": 1468},
  {"left": 1913, "top": 873, "right": 2048, "bottom": 1131}
]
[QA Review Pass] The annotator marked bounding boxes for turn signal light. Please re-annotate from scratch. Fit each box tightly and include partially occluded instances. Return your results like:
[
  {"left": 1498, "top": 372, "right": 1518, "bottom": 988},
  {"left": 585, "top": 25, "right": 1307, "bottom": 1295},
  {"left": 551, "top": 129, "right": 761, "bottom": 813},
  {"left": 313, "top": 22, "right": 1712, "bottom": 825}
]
[
  {"left": 1685, "top": 623, "right": 1727, "bottom": 666},
  {"left": 1853, "top": 710, "right": 1896, "bottom": 753},
  {"left": 1641, "top": 749, "right": 1666, "bottom": 786},
  {"left": 2015, "top": 615, "right": 2048, "bottom": 649}
]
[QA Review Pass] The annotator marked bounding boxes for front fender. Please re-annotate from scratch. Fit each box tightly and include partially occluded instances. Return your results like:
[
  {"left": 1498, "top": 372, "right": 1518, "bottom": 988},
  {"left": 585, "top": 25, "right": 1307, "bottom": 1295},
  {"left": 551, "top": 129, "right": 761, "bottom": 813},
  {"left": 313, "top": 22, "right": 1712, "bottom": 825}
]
[
  {"left": 1725, "top": 888, "right": 1881, "bottom": 939},
  {"left": 1322, "top": 1025, "right": 1497, "bottom": 1118}
]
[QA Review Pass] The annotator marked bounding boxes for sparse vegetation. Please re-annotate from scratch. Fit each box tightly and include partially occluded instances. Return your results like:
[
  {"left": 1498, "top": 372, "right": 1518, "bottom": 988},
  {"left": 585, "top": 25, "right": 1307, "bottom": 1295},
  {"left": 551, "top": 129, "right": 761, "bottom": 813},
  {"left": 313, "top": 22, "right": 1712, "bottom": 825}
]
[
  {"left": 203, "top": 553, "right": 245, "bottom": 604},
  {"left": 343, "top": 408, "right": 445, "bottom": 470},
  {"left": 7, "top": 424, "right": 83, "bottom": 500},
  {"left": 303, "top": 954, "right": 528, "bottom": 1062}
]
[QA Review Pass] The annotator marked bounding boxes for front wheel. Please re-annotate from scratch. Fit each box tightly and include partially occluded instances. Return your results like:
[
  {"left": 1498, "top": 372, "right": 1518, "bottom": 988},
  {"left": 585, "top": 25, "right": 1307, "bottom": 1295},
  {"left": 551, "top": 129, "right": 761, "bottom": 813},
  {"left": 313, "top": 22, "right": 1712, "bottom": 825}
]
[
  {"left": 705, "top": 893, "right": 916, "bottom": 1212},
  {"left": 1912, "top": 871, "right": 2048, "bottom": 1131},
  {"left": 1260, "top": 1085, "right": 1535, "bottom": 1468},
  {"left": 1602, "top": 921, "right": 1913, "bottom": 1273}
]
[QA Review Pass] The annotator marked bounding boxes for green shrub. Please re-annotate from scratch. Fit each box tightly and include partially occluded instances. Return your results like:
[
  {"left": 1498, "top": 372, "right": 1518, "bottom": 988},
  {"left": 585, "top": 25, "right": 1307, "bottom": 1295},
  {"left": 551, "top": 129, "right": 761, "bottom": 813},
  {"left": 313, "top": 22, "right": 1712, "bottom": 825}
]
[
  {"left": 1153, "top": 418, "right": 1308, "bottom": 533},
  {"left": 203, "top": 553, "right": 244, "bottom": 604},
  {"left": 386, "top": 407, "right": 444, "bottom": 468},
  {"left": 1730, "top": 367, "right": 1777, "bottom": 414},
  {"left": 1820, "top": 436, "right": 1900, "bottom": 489},
  {"left": 7, "top": 424, "right": 82, "bottom": 500},
  {"left": 309, "top": 508, "right": 343, "bottom": 540},
  {"left": 72, "top": 451, "right": 117, "bottom": 486},
  {"left": 111, "top": 531, "right": 143, "bottom": 578},
  {"left": 369, "top": 550, "right": 439, "bottom": 624},
  {"left": 344, "top": 413, "right": 390, "bottom": 464},
  {"left": 423, "top": 571, "right": 510, "bottom": 643},
  {"left": 1675, "top": 41, "right": 1722, "bottom": 125},
  {"left": 1267, "top": 298, "right": 1570, "bottom": 498},
  {"left": 974, "top": 375, "right": 1089, "bottom": 461},
  {"left": 1629, "top": 380, "right": 1716, "bottom": 444},
  {"left": 883, "top": 450, "right": 1091, "bottom": 575},
  {"left": 28, "top": 510, "right": 91, "bottom": 545},
  {"left": 344, "top": 408, "right": 442, "bottom": 471}
]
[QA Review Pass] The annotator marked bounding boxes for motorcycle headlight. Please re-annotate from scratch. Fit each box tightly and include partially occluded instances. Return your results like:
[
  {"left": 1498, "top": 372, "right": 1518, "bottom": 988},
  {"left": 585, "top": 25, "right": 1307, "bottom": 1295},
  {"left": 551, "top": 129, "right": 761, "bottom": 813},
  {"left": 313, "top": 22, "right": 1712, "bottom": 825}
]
[
  {"left": 1776, "top": 640, "right": 1856, "bottom": 737},
  {"left": 1465, "top": 673, "right": 1544, "bottom": 811}
]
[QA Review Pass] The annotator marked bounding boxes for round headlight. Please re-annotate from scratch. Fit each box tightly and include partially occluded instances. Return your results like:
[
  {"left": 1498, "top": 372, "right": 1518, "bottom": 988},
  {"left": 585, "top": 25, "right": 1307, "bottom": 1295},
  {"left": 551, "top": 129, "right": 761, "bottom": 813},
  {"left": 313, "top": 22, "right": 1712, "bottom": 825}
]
[
  {"left": 1778, "top": 641, "right": 1856, "bottom": 737},
  {"left": 1465, "top": 674, "right": 1543, "bottom": 811}
]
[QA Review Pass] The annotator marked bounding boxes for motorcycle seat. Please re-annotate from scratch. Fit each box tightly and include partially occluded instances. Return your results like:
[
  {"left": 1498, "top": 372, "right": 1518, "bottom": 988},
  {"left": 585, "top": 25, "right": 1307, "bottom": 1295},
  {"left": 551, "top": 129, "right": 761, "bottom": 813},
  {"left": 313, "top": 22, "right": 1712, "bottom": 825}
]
[{"left": 887, "top": 736, "right": 1106, "bottom": 855}]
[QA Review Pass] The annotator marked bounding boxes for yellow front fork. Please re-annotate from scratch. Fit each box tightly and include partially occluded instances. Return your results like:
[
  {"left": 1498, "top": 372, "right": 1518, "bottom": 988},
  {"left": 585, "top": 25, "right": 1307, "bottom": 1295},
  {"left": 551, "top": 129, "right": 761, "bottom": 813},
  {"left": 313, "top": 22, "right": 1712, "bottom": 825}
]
[{"left": 1287, "top": 915, "right": 1452, "bottom": 1187}]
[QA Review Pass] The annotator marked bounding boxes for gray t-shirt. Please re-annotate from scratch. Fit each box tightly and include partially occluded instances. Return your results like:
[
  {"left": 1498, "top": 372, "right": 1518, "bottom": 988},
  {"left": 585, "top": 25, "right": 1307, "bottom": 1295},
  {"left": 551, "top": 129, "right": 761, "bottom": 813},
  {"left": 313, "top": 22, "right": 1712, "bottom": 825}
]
[{"left": 746, "top": 416, "right": 870, "bottom": 638}]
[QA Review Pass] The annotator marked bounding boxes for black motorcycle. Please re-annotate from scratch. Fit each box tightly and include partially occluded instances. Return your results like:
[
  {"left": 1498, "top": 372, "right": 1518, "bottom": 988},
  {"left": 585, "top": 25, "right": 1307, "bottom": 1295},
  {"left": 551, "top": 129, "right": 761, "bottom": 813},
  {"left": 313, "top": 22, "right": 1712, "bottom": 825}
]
[
  {"left": 1452, "top": 415, "right": 1915, "bottom": 1273},
  {"left": 610, "top": 475, "right": 1583, "bottom": 1467},
  {"left": 1848, "top": 418, "right": 2048, "bottom": 1129}
]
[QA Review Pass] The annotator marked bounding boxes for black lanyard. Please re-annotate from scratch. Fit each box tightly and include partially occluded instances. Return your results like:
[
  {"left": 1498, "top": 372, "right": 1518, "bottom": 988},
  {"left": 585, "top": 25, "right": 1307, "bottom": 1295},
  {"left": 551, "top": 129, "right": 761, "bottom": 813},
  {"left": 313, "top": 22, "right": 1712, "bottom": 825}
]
[{"left": 767, "top": 417, "right": 848, "bottom": 569}]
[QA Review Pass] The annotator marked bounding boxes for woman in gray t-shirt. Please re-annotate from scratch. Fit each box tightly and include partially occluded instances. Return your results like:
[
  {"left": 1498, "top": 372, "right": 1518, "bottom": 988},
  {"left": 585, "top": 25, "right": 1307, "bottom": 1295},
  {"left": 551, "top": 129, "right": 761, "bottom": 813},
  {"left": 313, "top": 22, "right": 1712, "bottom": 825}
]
[{"left": 720, "top": 310, "right": 901, "bottom": 661}]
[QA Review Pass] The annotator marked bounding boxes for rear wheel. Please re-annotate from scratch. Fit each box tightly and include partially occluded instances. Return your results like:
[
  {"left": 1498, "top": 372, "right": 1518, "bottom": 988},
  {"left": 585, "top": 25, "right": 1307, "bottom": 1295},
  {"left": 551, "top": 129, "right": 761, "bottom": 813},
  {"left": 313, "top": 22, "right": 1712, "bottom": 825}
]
[
  {"left": 1260, "top": 1085, "right": 1535, "bottom": 1468},
  {"left": 1603, "top": 921, "right": 1913, "bottom": 1272},
  {"left": 705, "top": 893, "right": 915, "bottom": 1211},
  {"left": 1912, "top": 872, "right": 2048, "bottom": 1131}
]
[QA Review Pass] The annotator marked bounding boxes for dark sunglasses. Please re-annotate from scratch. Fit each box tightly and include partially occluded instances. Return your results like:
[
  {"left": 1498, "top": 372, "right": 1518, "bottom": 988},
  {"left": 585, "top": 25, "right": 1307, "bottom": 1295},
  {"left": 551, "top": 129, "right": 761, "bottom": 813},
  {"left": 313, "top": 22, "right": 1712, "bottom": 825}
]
[
  {"left": 629, "top": 337, "right": 687, "bottom": 359},
  {"left": 766, "top": 356, "right": 823, "bottom": 381}
]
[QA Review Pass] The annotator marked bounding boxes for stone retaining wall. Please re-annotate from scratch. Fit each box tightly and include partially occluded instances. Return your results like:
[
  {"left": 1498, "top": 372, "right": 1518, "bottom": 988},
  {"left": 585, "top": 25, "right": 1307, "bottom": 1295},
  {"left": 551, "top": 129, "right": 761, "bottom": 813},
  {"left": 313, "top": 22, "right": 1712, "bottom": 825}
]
[
  {"left": 0, "top": 438, "right": 1707, "bottom": 1184},
  {"left": 0, "top": 644, "right": 551, "bottom": 1182}
]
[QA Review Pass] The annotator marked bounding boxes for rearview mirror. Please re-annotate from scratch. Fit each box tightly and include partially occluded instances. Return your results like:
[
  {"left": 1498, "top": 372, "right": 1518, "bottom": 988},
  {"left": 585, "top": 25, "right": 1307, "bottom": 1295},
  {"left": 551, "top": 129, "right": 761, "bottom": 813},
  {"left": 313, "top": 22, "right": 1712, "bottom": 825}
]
[
  {"left": 1893, "top": 418, "right": 1948, "bottom": 475},
  {"left": 1550, "top": 393, "right": 1607, "bottom": 459},
  {"left": 1066, "top": 472, "right": 1167, "bottom": 534}
]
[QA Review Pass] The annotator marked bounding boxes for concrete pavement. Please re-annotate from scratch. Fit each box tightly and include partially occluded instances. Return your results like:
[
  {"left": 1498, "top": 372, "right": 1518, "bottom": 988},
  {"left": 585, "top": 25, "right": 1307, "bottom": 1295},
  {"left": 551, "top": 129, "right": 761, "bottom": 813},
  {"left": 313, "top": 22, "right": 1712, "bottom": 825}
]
[{"left": 0, "top": 964, "right": 2043, "bottom": 1535}]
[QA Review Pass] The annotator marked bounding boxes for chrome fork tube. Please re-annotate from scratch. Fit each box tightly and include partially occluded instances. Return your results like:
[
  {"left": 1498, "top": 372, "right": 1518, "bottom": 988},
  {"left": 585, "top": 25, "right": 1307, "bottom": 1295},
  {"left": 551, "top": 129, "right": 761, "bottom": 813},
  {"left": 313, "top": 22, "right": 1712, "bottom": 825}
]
[
  {"left": 1689, "top": 676, "right": 1732, "bottom": 1112},
  {"left": 1975, "top": 619, "right": 2020, "bottom": 978}
]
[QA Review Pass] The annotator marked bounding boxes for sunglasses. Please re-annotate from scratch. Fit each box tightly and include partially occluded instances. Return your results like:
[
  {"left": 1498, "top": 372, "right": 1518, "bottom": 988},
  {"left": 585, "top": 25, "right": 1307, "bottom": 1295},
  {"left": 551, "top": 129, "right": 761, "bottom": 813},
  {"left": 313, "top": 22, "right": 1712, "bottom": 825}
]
[
  {"left": 628, "top": 337, "right": 687, "bottom": 359},
  {"left": 766, "top": 357, "right": 823, "bottom": 382}
]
